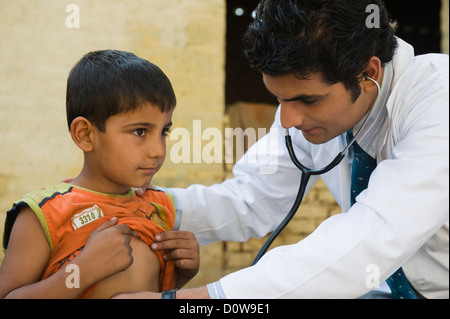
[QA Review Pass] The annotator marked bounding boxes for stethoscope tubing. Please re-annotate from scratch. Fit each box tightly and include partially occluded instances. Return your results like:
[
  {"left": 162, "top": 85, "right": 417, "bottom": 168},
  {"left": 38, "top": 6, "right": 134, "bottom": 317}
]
[{"left": 252, "top": 75, "right": 381, "bottom": 265}]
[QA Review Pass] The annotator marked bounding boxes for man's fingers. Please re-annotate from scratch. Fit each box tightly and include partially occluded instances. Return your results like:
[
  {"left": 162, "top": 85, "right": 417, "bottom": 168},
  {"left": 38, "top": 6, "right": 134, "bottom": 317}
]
[{"left": 134, "top": 187, "right": 147, "bottom": 197}]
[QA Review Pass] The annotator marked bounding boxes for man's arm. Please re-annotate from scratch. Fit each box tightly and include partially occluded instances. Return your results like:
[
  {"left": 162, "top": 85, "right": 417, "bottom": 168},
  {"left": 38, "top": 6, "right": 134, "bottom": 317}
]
[
  {"left": 164, "top": 84, "right": 449, "bottom": 298},
  {"left": 112, "top": 286, "right": 210, "bottom": 299}
]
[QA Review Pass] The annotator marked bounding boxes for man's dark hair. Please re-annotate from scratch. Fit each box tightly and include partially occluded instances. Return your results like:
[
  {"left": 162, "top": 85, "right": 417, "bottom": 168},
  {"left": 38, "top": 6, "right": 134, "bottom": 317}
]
[
  {"left": 66, "top": 50, "right": 176, "bottom": 131},
  {"left": 243, "top": 0, "right": 398, "bottom": 101}
]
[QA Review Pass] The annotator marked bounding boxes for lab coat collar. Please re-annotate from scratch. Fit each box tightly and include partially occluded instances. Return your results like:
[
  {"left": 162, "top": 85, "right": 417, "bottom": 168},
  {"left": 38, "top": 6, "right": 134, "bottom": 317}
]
[{"left": 376, "top": 37, "right": 415, "bottom": 161}]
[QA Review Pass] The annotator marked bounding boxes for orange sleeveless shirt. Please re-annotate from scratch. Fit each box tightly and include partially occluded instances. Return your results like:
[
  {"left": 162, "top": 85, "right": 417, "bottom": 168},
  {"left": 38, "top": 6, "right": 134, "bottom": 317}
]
[{"left": 3, "top": 183, "right": 176, "bottom": 298}]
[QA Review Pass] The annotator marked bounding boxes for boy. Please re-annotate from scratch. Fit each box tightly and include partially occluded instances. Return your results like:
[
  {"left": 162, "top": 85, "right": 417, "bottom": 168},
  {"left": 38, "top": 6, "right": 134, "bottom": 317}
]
[{"left": 0, "top": 50, "right": 199, "bottom": 298}]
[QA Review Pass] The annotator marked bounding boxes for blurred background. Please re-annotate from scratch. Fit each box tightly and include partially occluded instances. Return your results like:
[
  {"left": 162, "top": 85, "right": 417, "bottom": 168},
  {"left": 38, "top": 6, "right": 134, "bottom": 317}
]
[{"left": 1, "top": 0, "right": 448, "bottom": 289}]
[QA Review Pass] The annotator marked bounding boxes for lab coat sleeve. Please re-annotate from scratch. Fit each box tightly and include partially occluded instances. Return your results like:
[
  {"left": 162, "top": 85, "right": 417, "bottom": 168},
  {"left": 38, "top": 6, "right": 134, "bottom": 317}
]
[{"left": 169, "top": 109, "right": 320, "bottom": 245}]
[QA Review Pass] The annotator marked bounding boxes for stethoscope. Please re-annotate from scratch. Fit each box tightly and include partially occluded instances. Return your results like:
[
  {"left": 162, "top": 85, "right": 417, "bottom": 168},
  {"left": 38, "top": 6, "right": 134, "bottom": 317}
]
[{"left": 252, "top": 74, "right": 381, "bottom": 265}]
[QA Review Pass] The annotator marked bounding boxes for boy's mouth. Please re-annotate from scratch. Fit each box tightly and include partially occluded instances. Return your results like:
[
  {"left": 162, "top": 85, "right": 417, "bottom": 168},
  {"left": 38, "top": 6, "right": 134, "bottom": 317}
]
[{"left": 140, "top": 167, "right": 158, "bottom": 175}]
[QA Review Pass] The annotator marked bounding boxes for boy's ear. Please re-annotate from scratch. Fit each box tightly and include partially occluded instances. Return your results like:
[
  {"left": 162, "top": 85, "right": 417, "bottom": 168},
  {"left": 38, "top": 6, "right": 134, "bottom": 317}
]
[{"left": 70, "top": 117, "right": 95, "bottom": 152}]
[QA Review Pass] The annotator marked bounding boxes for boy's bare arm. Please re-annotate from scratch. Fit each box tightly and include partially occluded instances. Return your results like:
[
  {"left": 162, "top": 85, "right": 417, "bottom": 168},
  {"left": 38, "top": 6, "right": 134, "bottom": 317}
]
[
  {"left": 0, "top": 207, "right": 79, "bottom": 298},
  {"left": 0, "top": 209, "right": 134, "bottom": 299}
]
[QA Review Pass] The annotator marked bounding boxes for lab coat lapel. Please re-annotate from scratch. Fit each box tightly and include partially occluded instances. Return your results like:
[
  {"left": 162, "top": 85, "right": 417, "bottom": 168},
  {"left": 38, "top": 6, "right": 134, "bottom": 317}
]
[
  {"left": 317, "top": 135, "right": 351, "bottom": 212},
  {"left": 376, "top": 117, "right": 390, "bottom": 162}
]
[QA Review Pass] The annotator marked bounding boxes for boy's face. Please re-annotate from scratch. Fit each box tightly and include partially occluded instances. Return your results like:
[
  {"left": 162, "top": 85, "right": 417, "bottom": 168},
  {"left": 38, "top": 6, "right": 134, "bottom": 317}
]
[
  {"left": 263, "top": 72, "right": 374, "bottom": 145},
  {"left": 89, "top": 103, "right": 173, "bottom": 194}
]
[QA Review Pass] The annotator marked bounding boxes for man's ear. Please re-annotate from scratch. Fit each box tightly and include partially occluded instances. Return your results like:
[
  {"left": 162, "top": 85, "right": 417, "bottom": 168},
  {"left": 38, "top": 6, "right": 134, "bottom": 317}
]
[
  {"left": 361, "top": 56, "right": 382, "bottom": 91},
  {"left": 70, "top": 117, "right": 95, "bottom": 152}
]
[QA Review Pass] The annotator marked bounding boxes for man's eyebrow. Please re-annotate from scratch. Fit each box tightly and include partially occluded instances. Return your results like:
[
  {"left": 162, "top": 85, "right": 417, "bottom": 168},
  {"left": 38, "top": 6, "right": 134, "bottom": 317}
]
[
  {"left": 263, "top": 82, "right": 328, "bottom": 102},
  {"left": 267, "top": 90, "right": 328, "bottom": 102}
]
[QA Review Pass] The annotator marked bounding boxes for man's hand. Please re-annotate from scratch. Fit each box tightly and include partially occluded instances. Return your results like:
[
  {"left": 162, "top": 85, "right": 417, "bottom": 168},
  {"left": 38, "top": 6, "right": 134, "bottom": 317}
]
[
  {"left": 77, "top": 217, "right": 135, "bottom": 283},
  {"left": 152, "top": 231, "right": 200, "bottom": 288},
  {"left": 134, "top": 187, "right": 146, "bottom": 197},
  {"left": 111, "top": 291, "right": 161, "bottom": 299},
  {"left": 112, "top": 287, "right": 210, "bottom": 299}
]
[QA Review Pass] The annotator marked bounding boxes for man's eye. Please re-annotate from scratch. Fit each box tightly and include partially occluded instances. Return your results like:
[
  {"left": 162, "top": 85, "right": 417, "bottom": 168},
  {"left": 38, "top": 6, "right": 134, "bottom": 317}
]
[
  {"left": 133, "top": 129, "right": 146, "bottom": 137},
  {"left": 301, "top": 99, "right": 318, "bottom": 105}
]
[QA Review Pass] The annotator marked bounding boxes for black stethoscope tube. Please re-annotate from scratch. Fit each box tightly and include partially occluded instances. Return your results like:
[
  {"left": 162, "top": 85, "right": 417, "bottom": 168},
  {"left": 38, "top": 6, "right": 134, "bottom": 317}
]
[
  {"left": 252, "top": 75, "right": 380, "bottom": 265},
  {"left": 251, "top": 136, "right": 345, "bottom": 265}
]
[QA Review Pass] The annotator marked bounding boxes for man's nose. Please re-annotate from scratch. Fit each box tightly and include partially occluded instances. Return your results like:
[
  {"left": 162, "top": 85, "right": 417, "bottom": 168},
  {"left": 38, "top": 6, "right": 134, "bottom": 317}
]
[{"left": 279, "top": 102, "right": 305, "bottom": 129}]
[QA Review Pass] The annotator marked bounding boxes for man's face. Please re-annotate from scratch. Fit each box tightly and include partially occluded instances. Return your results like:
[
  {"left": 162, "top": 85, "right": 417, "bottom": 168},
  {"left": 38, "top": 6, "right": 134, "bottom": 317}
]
[{"left": 263, "top": 72, "right": 373, "bottom": 144}]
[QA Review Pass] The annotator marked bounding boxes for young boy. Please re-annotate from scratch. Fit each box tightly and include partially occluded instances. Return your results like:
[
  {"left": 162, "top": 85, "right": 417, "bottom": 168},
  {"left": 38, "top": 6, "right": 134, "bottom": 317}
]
[{"left": 0, "top": 50, "right": 199, "bottom": 299}]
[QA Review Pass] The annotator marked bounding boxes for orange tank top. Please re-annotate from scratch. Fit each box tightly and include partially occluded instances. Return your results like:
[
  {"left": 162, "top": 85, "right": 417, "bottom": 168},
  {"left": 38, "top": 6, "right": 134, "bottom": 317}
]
[{"left": 3, "top": 183, "right": 176, "bottom": 298}]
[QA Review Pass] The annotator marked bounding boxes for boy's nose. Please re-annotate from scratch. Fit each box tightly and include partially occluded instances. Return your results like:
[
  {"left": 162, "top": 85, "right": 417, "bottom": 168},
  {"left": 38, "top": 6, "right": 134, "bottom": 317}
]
[{"left": 147, "top": 138, "right": 166, "bottom": 159}]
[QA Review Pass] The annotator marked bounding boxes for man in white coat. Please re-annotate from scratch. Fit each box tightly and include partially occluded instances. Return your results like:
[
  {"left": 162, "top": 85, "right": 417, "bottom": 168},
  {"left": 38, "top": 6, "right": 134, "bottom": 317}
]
[{"left": 116, "top": 0, "right": 449, "bottom": 299}]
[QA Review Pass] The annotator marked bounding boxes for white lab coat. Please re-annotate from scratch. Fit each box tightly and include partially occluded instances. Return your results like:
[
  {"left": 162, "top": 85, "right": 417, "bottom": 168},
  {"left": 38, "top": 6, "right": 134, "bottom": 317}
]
[{"left": 169, "top": 39, "right": 449, "bottom": 298}]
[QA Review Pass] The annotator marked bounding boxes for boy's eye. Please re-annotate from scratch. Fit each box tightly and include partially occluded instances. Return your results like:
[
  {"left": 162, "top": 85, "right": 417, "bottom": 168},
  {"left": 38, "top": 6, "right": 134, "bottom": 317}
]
[
  {"left": 162, "top": 128, "right": 171, "bottom": 137},
  {"left": 133, "top": 128, "right": 146, "bottom": 137}
]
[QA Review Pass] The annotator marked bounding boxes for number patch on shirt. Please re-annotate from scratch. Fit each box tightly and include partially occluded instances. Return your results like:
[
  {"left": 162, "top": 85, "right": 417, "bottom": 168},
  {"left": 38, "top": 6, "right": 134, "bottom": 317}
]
[{"left": 71, "top": 205, "right": 104, "bottom": 230}]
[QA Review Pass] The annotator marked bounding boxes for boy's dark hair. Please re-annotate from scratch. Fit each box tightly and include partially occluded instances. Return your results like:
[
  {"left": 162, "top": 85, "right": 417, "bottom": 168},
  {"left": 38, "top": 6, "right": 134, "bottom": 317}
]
[
  {"left": 66, "top": 50, "right": 176, "bottom": 131},
  {"left": 243, "top": 0, "right": 398, "bottom": 102}
]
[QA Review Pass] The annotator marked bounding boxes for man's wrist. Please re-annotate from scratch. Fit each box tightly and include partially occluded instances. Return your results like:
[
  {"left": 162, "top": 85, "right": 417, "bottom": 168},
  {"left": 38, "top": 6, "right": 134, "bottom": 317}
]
[
  {"left": 161, "top": 289, "right": 178, "bottom": 299},
  {"left": 206, "top": 281, "right": 226, "bottom": 299},
  {"left": 160, "top": 287, "right": 211, "bottom": 299}
]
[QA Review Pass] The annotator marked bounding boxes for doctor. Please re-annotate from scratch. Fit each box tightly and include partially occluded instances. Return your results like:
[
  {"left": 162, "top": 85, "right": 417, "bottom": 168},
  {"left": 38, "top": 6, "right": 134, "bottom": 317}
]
[{"left": 117, "top": 0, "right": 449, "bottom": 299}]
